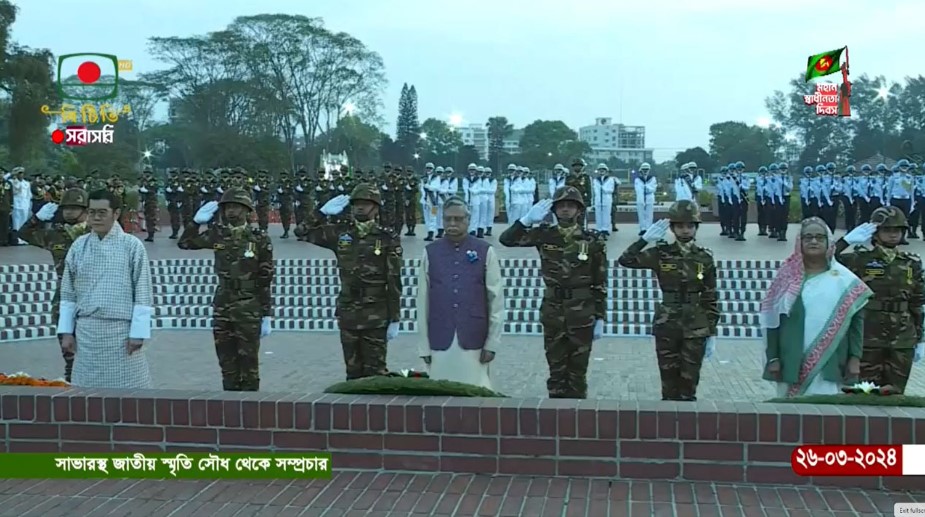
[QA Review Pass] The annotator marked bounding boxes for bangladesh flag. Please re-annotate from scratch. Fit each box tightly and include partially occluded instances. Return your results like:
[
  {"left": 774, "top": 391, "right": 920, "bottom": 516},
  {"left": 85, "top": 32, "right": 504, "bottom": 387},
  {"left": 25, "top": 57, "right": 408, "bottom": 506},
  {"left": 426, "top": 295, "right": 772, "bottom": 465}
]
[{"left": 805, "top": 47, "right": 845, "bottom": 82}]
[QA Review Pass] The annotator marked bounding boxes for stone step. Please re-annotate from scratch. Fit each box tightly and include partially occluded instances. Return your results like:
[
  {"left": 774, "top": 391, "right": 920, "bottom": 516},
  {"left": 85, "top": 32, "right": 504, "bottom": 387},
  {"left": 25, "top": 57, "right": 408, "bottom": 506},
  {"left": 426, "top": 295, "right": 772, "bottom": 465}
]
[{"left": 0, "top": 320, "right": 762, "bottom": 342}]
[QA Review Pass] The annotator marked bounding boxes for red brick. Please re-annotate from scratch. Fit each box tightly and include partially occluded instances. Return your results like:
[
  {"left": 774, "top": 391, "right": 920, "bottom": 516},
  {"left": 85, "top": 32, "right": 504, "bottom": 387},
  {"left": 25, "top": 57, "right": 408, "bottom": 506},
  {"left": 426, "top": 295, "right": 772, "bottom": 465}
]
[
  {"left": 618, "top": 410, "right": 637, "bottom": 439},
  {"left": 334, "top": 451, "right": 382, "bottom": 469},
  {"left": 657, "top": 412, "right": 677, "bottom": 439},
  {"left": 386, "top": 405, "right": 404, "bottom": 432},
  {"left": 559, "top": 439, "right": 616, "bottom": 458},
  {"left": 137, "top": 398, "right": 155, "bottom": 425},
  {"left": 87, "top": 397, "right": 103, "bottom": 422},
  {"left": 747, "top": 443, "right": 793, "bottom": 464},
  {"left": 223, "top": 401, "right": 242, "bottom": 428},
  {"left": 0, "top": 395, "right": 17, "bottom": 420},
  {"left": 801, "top": 415, "right": 822, "bottom": 443},
  {"left": 598, "top": 411, "right": 617, "bottom": 440},
  {"left": 499, "top": 407, "right": 518, "bottom": 436},
  {"left": 367, "top": 404, "right": 385, "bottom": 432},
  {"left": 619, "top": 461, "right": 679, "bottom": 479},
  {"left": 103, "top": 398, "right": 121, "bottom": 423},
  {"left": 404, "top": 405, "right": 423, "bottom": 433},
  {"left": 155, "top": 399, "right": 171, "bottom": 425},
  {"left": 218, "top": 429, "right": 270, "bottom": 447},
  {"left": 114, "top": 443, "right": 163, "bottom": 452},
  {"left": 480, "top": 406, "right": 499, "bottom": 435},
  {"left": 737, "top": 414, "right": 758, "bottom": 442},
  {"left": 348, "top": 403, "right": 367, "bottom": 432},
  {"left": 61, "top": 424, "right": 110, "bottom": 442},
  {"left": 500, "top": 437, "right": 556, "bottom": 456},
  {"left": 891, "top": 418, "right": 913, "bottom": 444},
  {"left": 441, "top": 436, "right": 497, "bottom": 455},
  {"left": 34, "top": 396, "right": 51, "bottom": 422},
  {"left": 558, "top": 459, "right": 617, "bottom": 477},
  {"left": 241, "top": 401, "right": 260, "bottom": 429},
  {"left": 757, "top": 414, "right": 778, "bottom": 442},
  {"left": 717, "top": 414, "right": 737, "bottom": 441},
  {"left": 519, "top": 408, "right": 539, "bottom": 436},
  {"left": 638, "top": 412, "right": 658, "bottom": 439},
  {"left": 294, "top": 402, "right": 312, "bottom": 429},
  {"left": 9, "top": 441, "right": 58, "bottom": 452},
  {"left": 113, "top": 425, "right": 163, "bottom": 442},
  {"left": 577, "top": 410, "right": 596, "bottom": 439},
  {"left": 272, "top": 431, "right": 327, "bottom": 450},
  {"left": 498, "top": 457, "right": 556, "bottom": 476},
  {"left": 677, "top": 412, "right": 696, "bottom": 440},
  {"left": 424, "top": 406, "right": 444, "bottom": 434},
  {"left": 171, "top": 399, "right": 191, "bottom": 427},
  {"left": 683, "top": 442, "right": 743, "bottom": 462},
  {"left": 683, "top": 463, "right": 743, "bottom": 482},
  {"left": 9, "top": 423, "right": 57, "bottom": 439},
  {"left": 440, "top": 455, "right": 497, "bottom": 474},
  {"left": 69, "top": 397, "right": 86, "bottom": 422},
  {"left": 620, "top": 441, "right": 678, "bottom": 460},
  {"left": 551, "top": 409, "right": 574, "bottom": 438},
  {"left": 62, "top": 441, "right": 113, "bottom": 452},
  {"left": 17, "top": 396, "right": 34, "bottom": 421},
  {"left": 332, "top": 404, "right": 350, "bottom": 430},
  {"left": 383, "top": 454, "right": 439, "bottom": 471},
  {"left": 844, "top": 416, "right": 866, "bottom": 443},
  {"left": 52, "top": 397, "right": 69, "bottom": 421},
  {"left": 384, "top": 434, "right": 437, "bottom": 452},
  {"left": 745, "top": 465, "right": 808, "bottom": 485},
  {"left": 329, "top": 432, "right": 383, "bottom": 450},
  {"left": 188, "top": 400, "right": 206, "bottom": 427},
  {"left": 697, "top": 412, "right": 718, "bottom": 440},
  {"left": 779, "top": 415, "right": 800, "bottom": 442},
  {"left": 166, "top": 427, "right": 217, "bottom": 445}
]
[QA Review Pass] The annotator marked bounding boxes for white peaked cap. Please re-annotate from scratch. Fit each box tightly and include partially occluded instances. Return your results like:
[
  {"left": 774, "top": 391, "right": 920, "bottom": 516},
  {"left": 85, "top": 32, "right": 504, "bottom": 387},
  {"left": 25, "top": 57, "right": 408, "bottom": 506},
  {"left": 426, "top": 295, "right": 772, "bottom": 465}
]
[
  {"left": 425, "top": 162, "right": 434, "bottom": 169},
  {"left": 435, "top": 166, "right": 445, "bottom": 172},
  {"left": 507, "top": 164, "right": 517, "bottom": 170},
  {"left": 468, "top": 163, "right": 478, "bottom": 169},
  {"left": 640, "top": 162, "right": 651, "bottom": 170}
]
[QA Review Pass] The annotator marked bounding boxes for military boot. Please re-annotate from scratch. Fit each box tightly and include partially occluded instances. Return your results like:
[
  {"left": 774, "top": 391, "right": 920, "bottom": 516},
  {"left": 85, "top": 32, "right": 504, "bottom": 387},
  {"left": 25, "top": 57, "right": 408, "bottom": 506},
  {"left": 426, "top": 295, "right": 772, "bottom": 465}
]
[
  {"left": 476, "top": 228, "right": 484, "bottom": 238},
  {"left": 758, "top": 226, "right": 767, "bottom": 236},
  {"left": 281, "top": 230, "right": 289, "bottom": 239},
  {"left": 405, "top": 225, "right": 414, "bottom": 237},
  {"left": 437, "top": 229, "right": 444, "bottom": 238},
  {"left": 469, "top": 230, "right": 476, "bottom": 236},
  {"left": 485, "top": 226, "right": 492, "bottom": 236},
  {"left": 424, "top": 231, "right": 434, "bottom": 242},
  {"left": 735, "top": 230, "right": 746, "bottom": 242},
  {"left": 777, "top": 229, "right": 787, "bottom": 242},
  {"left": 145, "top": 231, "right": 155, "bottom": 242}
]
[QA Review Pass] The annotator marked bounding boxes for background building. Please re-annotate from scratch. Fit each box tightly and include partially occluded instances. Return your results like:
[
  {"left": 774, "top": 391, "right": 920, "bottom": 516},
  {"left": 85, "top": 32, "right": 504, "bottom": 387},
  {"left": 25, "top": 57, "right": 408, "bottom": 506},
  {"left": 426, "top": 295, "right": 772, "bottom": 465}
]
[
  {"left": 456, "top": 123, "right": 489, "bottom": 160},
  {"left": 578, "top": 117, "right": 654, "bottom": 164},
  {"left": 502, "top": 128, "right": 523, "bottom": 155}
]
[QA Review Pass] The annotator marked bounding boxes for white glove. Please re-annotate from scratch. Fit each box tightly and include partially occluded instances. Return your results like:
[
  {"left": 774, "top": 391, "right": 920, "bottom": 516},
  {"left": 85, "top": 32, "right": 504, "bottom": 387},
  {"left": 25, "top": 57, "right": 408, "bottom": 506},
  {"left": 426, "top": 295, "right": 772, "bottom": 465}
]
[
  {"left": 320, "top": 194, "right": 351, "bottom": 216},
  {"left": 843, "top": 222, "right": 878, "bottom": 246},
  {"left": 36, "top": 202, "right": 58, "bottom": 222},
  {"left": 138, "top": 186, "right": 148, "bottom": 194},
  {"left": 387, "top": 322, "right": 400, "bottom": 341},
  {"left": 592, "top": 319, "right": 603, "bottom": 341},
  {"left": 915, "top": 343, "right": 924, "bottom": 363},
  {"left": 260, "top": 317, "right": 272, "bottom": 338},
  {"left": 642, "top": 219, "right": 670, "bottom": 243},
  {"left": 519, "top": 199, "right": 553, "bottom": 226},
  {"left": 177, "top": 186, "right": 184, "bottom": 193},
  {"left": 193, "top": 201, "right": 220, "bottom": 224},
  {"left": 166, "top": 187, "right": 173, "bottom": 193},
  {"left": 253, "top": 185, "right": 261, "bottom": 192},
  {"left": 705, "top": 337, "right": 716, "bottom": 360}
]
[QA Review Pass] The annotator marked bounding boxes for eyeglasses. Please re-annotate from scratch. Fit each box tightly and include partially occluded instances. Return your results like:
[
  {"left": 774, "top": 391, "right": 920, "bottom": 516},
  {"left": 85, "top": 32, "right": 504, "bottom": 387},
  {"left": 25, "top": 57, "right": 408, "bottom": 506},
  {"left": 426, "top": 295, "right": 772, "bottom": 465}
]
[{"left": 801, "top": 234, "right": 827, "bottom": 242}]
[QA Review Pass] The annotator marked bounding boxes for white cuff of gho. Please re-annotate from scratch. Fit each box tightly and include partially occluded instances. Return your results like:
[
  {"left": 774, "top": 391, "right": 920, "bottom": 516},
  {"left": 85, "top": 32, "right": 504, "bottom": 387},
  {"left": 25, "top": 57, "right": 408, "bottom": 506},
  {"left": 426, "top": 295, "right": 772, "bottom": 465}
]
[
  {"left": 57, "top": 301, "right": 77, "bottom": 334},
  {"left": 129, "top": 305, "right": 153, "bottom": 340}
]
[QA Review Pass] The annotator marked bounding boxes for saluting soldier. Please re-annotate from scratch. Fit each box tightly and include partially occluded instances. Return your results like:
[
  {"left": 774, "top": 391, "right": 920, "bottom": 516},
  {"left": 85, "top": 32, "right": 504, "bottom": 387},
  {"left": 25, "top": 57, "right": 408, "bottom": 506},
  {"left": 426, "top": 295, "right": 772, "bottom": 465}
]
[
  {"left": 19, "top": 188, "right": 91, "bottom": 382},
  {"left": 617, "top": 201, "right": 720, "bottom": 401},
  {"left": 277, "top": 171, "right": 294, "bottom": 239},
  {"left": 294, "top": 168, "right": 311, "bottom": 226},
  {"left": 295, "top": 184, "right": 403, "bottom": 380},
  {"left": 565, "top": 159, "right": 593, "bottom": 229},
  {"left": 498, "top": 186, "right": 607, "bottom": 399},
  {"left": 403, "top": 165, "right": 419, "bottom": 236},
  {"left": 835, "top": 207, "right": 925, "bottom": 394},
  {"left": 180, "top": 169, "right": 198, "bottom": 226},
  {"left": 178, "top": 188, "right": 275, "bottom": 391},
  {"left": 138, "top": 167, "right": 159, "bottom": 242}
]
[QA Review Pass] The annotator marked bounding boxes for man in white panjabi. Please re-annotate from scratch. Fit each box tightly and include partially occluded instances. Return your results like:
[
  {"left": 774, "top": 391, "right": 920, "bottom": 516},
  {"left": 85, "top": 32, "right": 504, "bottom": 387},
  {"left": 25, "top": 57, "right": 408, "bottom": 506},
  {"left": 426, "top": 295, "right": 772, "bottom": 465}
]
[
  {"left": 57, "top": 190, "right": 154, "bottom": 389},
  {"left": 416, "top": 197, "right": 504, "bottom": 389}
]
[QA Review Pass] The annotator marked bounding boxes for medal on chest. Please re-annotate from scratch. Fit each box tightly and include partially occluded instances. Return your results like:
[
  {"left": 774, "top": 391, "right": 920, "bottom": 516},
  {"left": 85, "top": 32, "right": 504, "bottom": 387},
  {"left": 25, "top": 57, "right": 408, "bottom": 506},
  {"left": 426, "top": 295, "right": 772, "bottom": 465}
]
[
  {"left": 577, "top": 241, "right": 588, "bottom": 261},
  {"left": 696, "top": 263, "right": 704, "bottom": 280},
  {"left": 374, "top": 239, "right": 382, "bottom": 256},
  {"left": 244, "top": 242, "right": 255, "bottom": 258}
]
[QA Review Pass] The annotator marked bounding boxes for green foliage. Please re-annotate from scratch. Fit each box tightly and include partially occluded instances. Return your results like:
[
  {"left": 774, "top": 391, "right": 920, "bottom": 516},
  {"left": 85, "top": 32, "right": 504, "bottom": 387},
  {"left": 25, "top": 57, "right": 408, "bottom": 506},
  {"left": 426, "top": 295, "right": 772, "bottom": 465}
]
[
  {"left": 518, "top": 120, "right": 586, "bottom": 169},
  {"left": 675, "top": 147, "right": 715, "bottom": 173},
  {"left": 418, "top": 118, "right": 463, "bottom": 165},
  {"left": 767, "top": 394, "right": 925, "bottom": 407},
  {"left": 486, "top": 116, "right": 513, "bottom": 168},
  {"left": 708, "top": 122, "right": 777, "bottom": 169},
  {"left": 324, "top": 376, "right": 507, "bottom": 397}
]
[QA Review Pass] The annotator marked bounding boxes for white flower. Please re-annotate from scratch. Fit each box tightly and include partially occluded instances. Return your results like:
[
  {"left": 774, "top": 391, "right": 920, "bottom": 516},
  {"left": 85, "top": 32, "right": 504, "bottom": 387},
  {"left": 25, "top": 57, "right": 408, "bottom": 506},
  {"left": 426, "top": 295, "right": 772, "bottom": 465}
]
[
  {"left": 244, "top": 250, "right": 255, "bottom": 258},
  {"left": 851, "top": 381, "right": 879, "bottom": 394},
  {"left": 9, "top": 372, "right": 28, "bottom": 378},
  {"left": 399, "top": 369, "right": 411, "bottom": 377}
]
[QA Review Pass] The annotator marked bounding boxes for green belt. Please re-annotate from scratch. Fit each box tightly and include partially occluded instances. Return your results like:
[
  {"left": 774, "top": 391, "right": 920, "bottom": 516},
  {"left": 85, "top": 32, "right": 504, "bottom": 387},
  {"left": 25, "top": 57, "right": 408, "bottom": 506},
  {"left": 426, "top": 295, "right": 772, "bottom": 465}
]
[
  {"left": 865, "top": 300, "right": 909, "bottom": 312},
  {"left": 220, "top": 279, "right": 257, "bottom": 290},
  {"left": 548, "top": 287, "right": 593, "bottom": 300},
  {"left": 662, "top": 291, "right": 702, "bottom": 304}
]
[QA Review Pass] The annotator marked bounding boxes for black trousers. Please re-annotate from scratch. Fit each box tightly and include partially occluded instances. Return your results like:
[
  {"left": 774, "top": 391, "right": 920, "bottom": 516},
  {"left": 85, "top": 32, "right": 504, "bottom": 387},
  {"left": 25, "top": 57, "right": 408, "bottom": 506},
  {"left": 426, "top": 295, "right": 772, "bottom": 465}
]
[{"left": 891, "top": 198, "right": 912, "bottom": 239}]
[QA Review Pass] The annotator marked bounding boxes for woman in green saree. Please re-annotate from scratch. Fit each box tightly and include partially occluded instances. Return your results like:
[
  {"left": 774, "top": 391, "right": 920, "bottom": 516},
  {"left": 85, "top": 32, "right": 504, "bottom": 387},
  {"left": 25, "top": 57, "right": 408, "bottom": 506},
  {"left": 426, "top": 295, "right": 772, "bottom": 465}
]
[{"left": 760, "top": 217, "right": 873, "bottom": 397}]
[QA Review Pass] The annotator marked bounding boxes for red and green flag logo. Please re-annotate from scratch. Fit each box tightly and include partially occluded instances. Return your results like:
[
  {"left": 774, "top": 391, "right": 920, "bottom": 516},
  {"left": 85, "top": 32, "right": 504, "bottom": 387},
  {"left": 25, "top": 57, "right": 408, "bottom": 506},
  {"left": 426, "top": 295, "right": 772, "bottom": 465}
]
[{"left": 805, "top": 47, "right": 845, "bottom": 82}]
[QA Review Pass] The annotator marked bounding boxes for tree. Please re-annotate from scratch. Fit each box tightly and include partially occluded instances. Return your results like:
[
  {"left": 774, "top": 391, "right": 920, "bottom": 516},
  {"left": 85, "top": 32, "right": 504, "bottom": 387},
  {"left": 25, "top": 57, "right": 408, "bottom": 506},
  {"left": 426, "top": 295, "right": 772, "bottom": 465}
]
[
  {"left": 455, "top": 145, "right": 481, "bottom": 172},
  {"left": 418, "top": 118, "right": 463, "bottom": 164},
  {"left": 708, "top": 121, "right": 776, "bottom": 170},
  {"left": 518, "top": 120, "right": 581, "bottom": 169},
  {"left": 674, "top": 147, "right": 716, "bottom": 173},
  {"left": 486, "top": 116, "right": 512, "bottom": 171},
  {"left": 323, "top": 115, "right": 383, "bottom": 169},
  {"left": 394, "top": 83, "right": 420, "bottom": 163}
]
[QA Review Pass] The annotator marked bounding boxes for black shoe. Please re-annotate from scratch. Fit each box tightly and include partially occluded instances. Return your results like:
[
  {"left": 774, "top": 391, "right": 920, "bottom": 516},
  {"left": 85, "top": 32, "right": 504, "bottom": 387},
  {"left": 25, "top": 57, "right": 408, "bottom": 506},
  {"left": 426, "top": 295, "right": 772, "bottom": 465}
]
[
  {"left": 778, "top": 235, "right": 787, "bottom": 241},
  {"left": 485, "top": 229, "right": 492, "bottom": 236},
  {"left": 281, "top": 231, "right": 289, "bottom": 239},
  {"left": 736, "top": 233, "right": 746, "bottom": 241},
  {"left": 720, "top": 230, "right": 728, "bottom": 236},
  {"left": 169, "top": 234, "right": 178, "bottom": 239},
  {"left": 437, "top": 230, "right": 444, "bottom": 238},
  {"left": 424, "top": 231, "right": 434, "bottom": 242},
  {"left": 758, "top": 228, "right": 767, "bottom": 236},
  {"left": 476, "top": 228, "right": 484, "bottom": 238},
  {"left": 909, "top": 231, "right": 919, "bottom": 239},
  {"left": 639, "top": 230, "right": 645, "bottom": 236}
]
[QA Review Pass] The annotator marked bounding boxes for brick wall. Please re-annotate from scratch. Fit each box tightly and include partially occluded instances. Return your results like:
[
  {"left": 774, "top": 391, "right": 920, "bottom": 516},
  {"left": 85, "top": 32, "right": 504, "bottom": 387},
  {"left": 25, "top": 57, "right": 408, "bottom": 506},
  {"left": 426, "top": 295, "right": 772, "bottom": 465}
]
[{"left": 0, "top": 386, "right": 919, "bottom": 490}]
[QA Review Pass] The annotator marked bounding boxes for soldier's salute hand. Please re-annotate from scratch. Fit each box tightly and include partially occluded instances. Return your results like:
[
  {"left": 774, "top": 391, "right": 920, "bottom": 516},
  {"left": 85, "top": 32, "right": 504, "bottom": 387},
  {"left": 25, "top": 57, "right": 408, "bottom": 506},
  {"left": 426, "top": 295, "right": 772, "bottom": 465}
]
[
  {"left": 843, "top": 222, "right": 878, "bottom": 246},
  {"left": 520, "top": 199, "right": 553, "bottom": 226},
  {"left": 193, "top": 201, "right": 219, "bottom": 224},
  {"left": 320, "top": 195, "right": 350, "bottom": 216},
  {"left": 36, "top": 202, "right": 58, "bottom": 222},
  {"left": 642, "top": 219, "right": 670, "bottom": 243}
]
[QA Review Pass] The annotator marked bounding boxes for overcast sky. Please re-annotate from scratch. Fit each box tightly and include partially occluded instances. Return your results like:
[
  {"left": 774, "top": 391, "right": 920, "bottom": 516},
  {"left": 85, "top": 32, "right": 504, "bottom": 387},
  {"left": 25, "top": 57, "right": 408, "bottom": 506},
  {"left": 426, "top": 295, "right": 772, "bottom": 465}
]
[{"left": 12, "top": 0, "right": 924, "bottom": 160}]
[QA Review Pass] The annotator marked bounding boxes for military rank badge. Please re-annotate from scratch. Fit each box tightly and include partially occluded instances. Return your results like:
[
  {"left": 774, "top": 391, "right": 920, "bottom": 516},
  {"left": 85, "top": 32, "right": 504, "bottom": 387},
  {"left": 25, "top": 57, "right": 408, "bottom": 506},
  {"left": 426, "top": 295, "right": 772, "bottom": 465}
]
[{"left": 338, "top": 233, "right": 352, "bottom": 248}]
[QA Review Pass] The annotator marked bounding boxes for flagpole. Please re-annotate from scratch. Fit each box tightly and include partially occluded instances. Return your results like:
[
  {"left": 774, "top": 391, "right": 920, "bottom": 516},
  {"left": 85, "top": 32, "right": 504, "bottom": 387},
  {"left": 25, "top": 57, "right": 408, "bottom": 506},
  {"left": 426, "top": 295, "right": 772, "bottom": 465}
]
[{"left": 844, "top": 46, "right": 849, "bottom": 75}]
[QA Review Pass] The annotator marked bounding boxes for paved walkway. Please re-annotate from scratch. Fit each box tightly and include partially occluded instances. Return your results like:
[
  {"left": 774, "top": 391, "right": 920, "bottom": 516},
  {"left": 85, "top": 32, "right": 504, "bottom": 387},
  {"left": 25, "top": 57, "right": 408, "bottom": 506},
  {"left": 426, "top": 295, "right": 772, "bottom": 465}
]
[
  {"left": 4, "top": 331, "right": 924, "bottom": 400},
  {"left": 0, "top": 472, "right": 920, "bottom": 516}
]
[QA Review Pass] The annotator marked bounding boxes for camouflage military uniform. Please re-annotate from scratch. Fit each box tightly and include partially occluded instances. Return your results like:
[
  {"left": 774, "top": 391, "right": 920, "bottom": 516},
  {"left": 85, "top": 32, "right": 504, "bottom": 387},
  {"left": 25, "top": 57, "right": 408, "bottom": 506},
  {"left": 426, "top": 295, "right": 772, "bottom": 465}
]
[
  {"left": 617, "top": 201, "right": 720, "bottom": 401},
  {"left": 565, "top": 159, "right": 593, "bottom": 228},
  {"left": 835, "top": 207, "right": 925, "bottom": 393},
  {"left": 19, "top": 188, "right": 91, "bottom": 381},
  {"left": 313, "top": 170, "right": 336, "bottom": 225},
  {"left": 139, "top": 169, "right": 159, "bottom": 242},
  {"left": 385, "top": 169, "right": 405, "bottom": 235},
  {"left": 178, "top": 188, "right": 274, "bottom": 391},
  {"left": 0, "top": 175, "right": 12, "bottom": 246},
  {"left": 164, "top": 170, "right": 182, "bottom": 238},
  {"left": 403, "top": 167, "right": 420, "bottom": 236},
  {"left": 295, "top": 184, "right": 402, "bottom": 380},
  {"left": 277, "top": 172, "right": 294, "bottom": 238},
  {"left": 180, "top": 170, "right": 199, "bottom": 226},
  {"left": 294, "top": 169, "right": 311, "bottom": 226},
  {"left": 30, "top": 173, "right": 47, "bottom": 216},
  {"left": 498, "top": 186, "right": 608, "bottom": 398}
]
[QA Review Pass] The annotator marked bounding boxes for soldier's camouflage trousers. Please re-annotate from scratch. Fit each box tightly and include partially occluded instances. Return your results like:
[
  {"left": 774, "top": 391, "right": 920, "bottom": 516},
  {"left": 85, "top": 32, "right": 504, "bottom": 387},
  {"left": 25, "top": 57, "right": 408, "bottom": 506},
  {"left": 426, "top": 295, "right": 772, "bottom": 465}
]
[
  {"left": 56, "top": 334, "right": 74, "bottom": 383},
  {"left": 542, "top": 320, "right": 594, "bottom": 399},
  {"left": 256, "top": 207, "right": 269, "bottom": 231},
  {"left": 340, "top": 327, "right": 388, "bottom": 380},
  {"left": 279, "top": 206, "right": 292, "bottom": 231},
  {"left": 169, "top": 207, "right": 181, "bottom": 235},
  {"left": 655, "top": 337, "right": 707, "bottom": 401},
  {"left": 860, "top": 347, "right": 914, "bottom": 394},
  {"left": 404, "top": 201, "right": 417, "bottom": 231},
  {"left": 213, "top": 308, "right": 261, "bottom": 391}
]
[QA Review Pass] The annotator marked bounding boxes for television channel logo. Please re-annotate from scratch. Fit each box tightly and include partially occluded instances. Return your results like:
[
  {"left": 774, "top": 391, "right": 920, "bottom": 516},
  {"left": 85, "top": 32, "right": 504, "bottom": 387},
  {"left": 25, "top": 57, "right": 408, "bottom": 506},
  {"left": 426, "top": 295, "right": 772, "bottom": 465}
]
[{"left": 56, "top": 53, "right": 131, "bottom": 101}]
